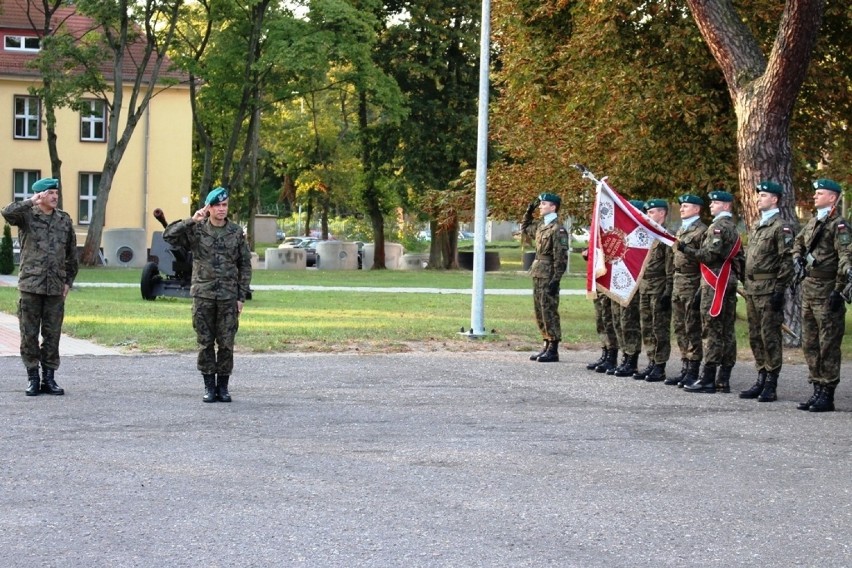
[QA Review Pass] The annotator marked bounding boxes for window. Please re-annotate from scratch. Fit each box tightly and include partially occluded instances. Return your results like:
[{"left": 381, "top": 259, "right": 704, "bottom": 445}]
[
  {"left": 79, "top": 173, "right": 100, "bottom": 225},
  {"left": 13, "top": 171, "right": 40, "bottom": 202},
  {"left": 14, "top": 96, "right": 40, "bottom": 139},
  {"left": 4, "top": 35, "right": 41, "bottom": 52},
  {"left": 80, "top": 100, "right": 106, "bottom": 142}
]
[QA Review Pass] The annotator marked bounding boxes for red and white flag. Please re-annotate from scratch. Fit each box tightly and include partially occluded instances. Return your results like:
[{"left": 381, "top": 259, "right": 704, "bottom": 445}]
[{"left": 587, "top": 178, "right": 675, "bottom": 306}]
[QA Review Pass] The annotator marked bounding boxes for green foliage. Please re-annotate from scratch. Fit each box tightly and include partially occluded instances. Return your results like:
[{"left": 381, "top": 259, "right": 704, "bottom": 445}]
[{"left": 0, "top": 225, "right": 14, "bottom": 275}]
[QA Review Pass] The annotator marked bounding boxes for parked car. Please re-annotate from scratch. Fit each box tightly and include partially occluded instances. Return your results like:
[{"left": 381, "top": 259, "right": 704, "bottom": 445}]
[
  {"left": 458, "top": 231, "right": 474, "bottom": 241},
  {"left": 280, "top": 236, "right": 307, "bottom": 248},
  {"left": 296, "top": 238, "right": 318, "bottom": 267},
  {"left": 276, "top": 229, "right": 285, "bottom": 243}
]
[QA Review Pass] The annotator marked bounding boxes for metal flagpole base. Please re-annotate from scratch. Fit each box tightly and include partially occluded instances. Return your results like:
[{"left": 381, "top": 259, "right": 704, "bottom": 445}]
[{"left": 458, "top": 327, "right": 495, "bottom": 339}]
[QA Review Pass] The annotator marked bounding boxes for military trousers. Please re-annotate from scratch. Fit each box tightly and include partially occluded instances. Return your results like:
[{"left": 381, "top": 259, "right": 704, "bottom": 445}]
[
  {"left": 672, "top": 275, "right": 702, "bottom": 361},
  {"left": 802, "top": 292, "right": 845, "bottom": 387},
  {"left": 612, "top": 294, "right": 641, "bottom": 355},
  {"left": 17, "top": 292, "right": 65, "bottom": 371},
  {"left": 533, "top": 277, "right": 561, "bottom": 341},
  {"left": 639, "top": 291, "right": 672, "bottom": 364},
  {"left": 745, "top": 293, "right": 785, "bottom": 374},
  {"left": 594, "top": 295, "right": 617, "bottom": 349},
  {"left": 700, "top": 283, "right": 737, "bottom": 367},
  {"left": 193, "top": 297, "right": 241, "bottom": 375}
]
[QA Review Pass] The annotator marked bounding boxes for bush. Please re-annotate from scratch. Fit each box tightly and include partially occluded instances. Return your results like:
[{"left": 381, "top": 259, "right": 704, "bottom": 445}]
[{"left": 0, "top": 224, "right": 14, "bottom": 275}]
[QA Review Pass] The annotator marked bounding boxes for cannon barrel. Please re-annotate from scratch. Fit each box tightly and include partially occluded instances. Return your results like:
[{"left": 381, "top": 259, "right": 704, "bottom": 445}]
[{"left": 153, "top": 208, "right": 168, "bottom": 229}]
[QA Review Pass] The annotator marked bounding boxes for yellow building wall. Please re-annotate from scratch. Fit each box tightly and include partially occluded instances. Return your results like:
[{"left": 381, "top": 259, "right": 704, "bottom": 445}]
[{"left": 0, "top": 78, "right": 192, "bottom": 248}]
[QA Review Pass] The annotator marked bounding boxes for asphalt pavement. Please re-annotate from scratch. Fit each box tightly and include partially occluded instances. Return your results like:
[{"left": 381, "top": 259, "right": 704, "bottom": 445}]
[{"left": 1, "top": 349, "right": 850, "bottom": 567}]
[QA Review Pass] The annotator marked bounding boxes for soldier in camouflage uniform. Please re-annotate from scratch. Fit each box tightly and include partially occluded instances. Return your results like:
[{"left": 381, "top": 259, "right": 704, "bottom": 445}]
[
  {"left": 667, "top": 194, "right": 707, "bottom": 387},
  {"left": 610, "top": 199, "right": 647, "bottom": 377},
  {"left": 739, "top": 181, "right": 795, "bottom": 403},
  {"left": 163, "top": 187, "right": 252, "bottom": 402},
  {"left": 791, "top": 179, "right": 852, "bottom": 413},
  {"left": 586, "top": 286, "right": 618, "bottom": 372},
  {"left": 677, "top": 190, "right": 743, "bottom": 394},
  {"left": 635, "top": 199, "right": 673, "bottom": 382},
  {"left": 2, "top": 178, "right": 78, "bottom": 396},
  {"left": 521, "top": 192, "right": 569, "bottom": 363}
]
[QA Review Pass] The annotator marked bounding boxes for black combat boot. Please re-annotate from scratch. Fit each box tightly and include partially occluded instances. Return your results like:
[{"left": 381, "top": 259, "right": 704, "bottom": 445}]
[
  {"left": 757, "top": 371, "right": 778, "bottom": 402},
  {"left": 40, "top": 368, "right": 65, "bottom": 395},
  {"left": 684, "top": 363, "right": 716, "bottom": 393},
  {"left": 633, "top": 360, "right": 655, "bottom": 380},
  {"left": 739, "top": 369, "right": 767, "bottom": 399},
  {"left": 664, "top": 359, "right": 687, "bottom": 386},
  {"left": 645, "top": 363, "right": 667, "bottom": 382},
  {"left": 595, "top": 349, "right": 618, "bottom": 374},
  {"left": 531, "top": 340, "right": 550, "bottom": 361},
  {"left": 715, "top": 365, "right": 732, "bottom": 393},
  {"left": 203, "top": 373, "right": 217, "bottom": 403},
  {"left": 586, "top": 348, "right": 608, "bottom": 370},
  {"left": 808, "top": 384, "right": 835, "bottom": 413},
  {"left": 217, "top": 375, "right": 232, "bottom": 402},
  {"left": 537, "top": 340, "right": 559, "bottom": 363},
  {"left": 614, "top": 353, "right": 639, "bottom": 377},
  {"left": 797, "top": 384, "right": 821, "bottom": 411},
  {"left": 678, "top": 360, "right": 701, "bottom": 388},
  {"left": 25, "top": 367, "right": 40, "bottom": 396}
]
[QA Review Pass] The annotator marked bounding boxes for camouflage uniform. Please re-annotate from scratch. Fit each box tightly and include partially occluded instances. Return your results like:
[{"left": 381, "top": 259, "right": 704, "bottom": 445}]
[
  {"left": 595, "top": 295, "right": 617, "bottom": 350},
  {"left": 163, "top": 217, "right": 252, "bottom": 376},
  {"left": 743, "top": 212, "right": 795, "bottom": 376},
  {"left": 638, "top": 240, "right": 673, "bottom": 371},
  {"left": 792, "top": 209, "right": 852, "bottom": 391},
  {"left": 1, "top": 198, "right": 78, "bottom": 373},
  {"left": 672, "top": 219, "right": 707, "bottom": 369},
  {"left": 521, "top": 211, "right": 569, "bottom": 344}
]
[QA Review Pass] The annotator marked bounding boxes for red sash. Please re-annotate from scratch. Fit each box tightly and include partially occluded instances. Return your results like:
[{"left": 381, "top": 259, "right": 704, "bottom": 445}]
[{"left": 700, "top": 237, "right": 742, "bottom": 317}]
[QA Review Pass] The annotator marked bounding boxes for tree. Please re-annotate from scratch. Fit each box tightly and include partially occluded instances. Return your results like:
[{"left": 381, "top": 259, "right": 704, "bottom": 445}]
[{"left": 0, "top": 225, "right": 14, "bottom": 276}]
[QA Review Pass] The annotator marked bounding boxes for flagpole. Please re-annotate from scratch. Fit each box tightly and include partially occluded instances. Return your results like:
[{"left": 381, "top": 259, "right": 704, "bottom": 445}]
[{"left": 468, "top": 0, "right": 491, "bottom": 337}]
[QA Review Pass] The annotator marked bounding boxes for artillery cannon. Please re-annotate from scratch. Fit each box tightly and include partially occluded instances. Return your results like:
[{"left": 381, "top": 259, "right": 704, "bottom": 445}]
[{"left": 139, "top": 208, "right": 193, "bottom": 300}]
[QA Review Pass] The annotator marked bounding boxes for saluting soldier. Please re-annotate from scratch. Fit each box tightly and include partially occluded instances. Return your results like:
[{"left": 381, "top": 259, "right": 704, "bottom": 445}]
[
  {"left": 2, "top": 178, "right": 78, "bottom": 396},
  {"left": 163, "top": 187, "right": 253, "bottom": 403},
  {"left": 635, "top": 199, "right": 673, "bottom": 382},
  {"left": 522, "top": 192, "right": 569, "bottom": 363},
  {"left": 667, "top": 194, "right": 707, "bottom": 387},
  {"left": 791, "top": 178, "right": 852, "bottom": 413},
  {"left": 610, "top": 199, "right": 646, "bottom": 377},
  {"left": 739, "top": 181, "right": 796, "bottom": 403},
  {"left": 677, "top": 190, "right": 743, "bottom": 394}
]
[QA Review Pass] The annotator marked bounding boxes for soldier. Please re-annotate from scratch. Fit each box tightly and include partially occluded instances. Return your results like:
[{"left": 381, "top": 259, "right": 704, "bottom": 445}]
[
  {"left": 792, "top": 178, "right": 852, "bottom": 413},
  {"left": 635, "top": 199, "right": 673, "bottom": 382},
  {"left": 739, "top": 181, "right": 795, "bottom": 402},
  {"left": 677, "top": 190, "right": 743, "bottom": 393},
  {"left": 522, "top": 192, "right": 569, "bottom": 363},
  {"left": 587, "top": 293, "right": 619, "bottom": 372},
  {"left": 2, "top": 178, "right": 78, "bottom": 396},
  {"left": 667, "top": 194, "right": 707, "bottom": 387},
  {"left": 610, "top": 200, "right": 646, "bottom": 377},
  {"left": 163, "top": 187, "right": 253, "bottom": 402}
]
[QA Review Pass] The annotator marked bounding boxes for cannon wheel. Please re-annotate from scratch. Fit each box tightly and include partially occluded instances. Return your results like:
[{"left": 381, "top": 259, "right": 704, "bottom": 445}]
[{"left": 140, "top": 262, "right": 162, "bottom": 301}]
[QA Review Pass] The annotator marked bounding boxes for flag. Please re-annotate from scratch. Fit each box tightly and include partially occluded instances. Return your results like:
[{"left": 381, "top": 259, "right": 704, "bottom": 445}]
[{"left": 587, "top": 178, "right": 675, "bottom": 306}]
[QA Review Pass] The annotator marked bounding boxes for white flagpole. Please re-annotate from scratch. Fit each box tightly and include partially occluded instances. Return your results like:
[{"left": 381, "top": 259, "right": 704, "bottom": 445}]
[{"left": 468, "top": 0, "right": 491, "bottom": 337}]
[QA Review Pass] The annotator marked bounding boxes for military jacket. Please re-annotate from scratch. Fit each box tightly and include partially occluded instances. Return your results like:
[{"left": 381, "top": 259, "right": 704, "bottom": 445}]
[
  {"left": 688, "top": 215, "right": 743, "bottom": 289},
  {"left": 521, "top": 215, "right": 569, "bottom": 281},
  {"left": 673, "top": 220, "right": 707, "bottom": 276},
  {"left": 1, "top": 199, "right": 78, "bottom": 296},
  {"left": 163, "top": 217, "right": 252, "bottom": 301},
  {"left": 639, "top": 240, "right": 673, "bottom": 296},
  {"left": 744, "top": 213, "right": 795, "bottom": 296},
  {"left": 792, "top": 209, "right": 852, "bottom": 298}
]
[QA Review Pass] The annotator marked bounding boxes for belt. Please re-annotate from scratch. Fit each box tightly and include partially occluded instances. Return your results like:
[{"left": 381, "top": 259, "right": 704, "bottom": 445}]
[
  {"left": 809, "top": 269, "right": 836, "bottom": 279},
  {"left": 747, "top": 272, "right": 776, "bottom": 281}
]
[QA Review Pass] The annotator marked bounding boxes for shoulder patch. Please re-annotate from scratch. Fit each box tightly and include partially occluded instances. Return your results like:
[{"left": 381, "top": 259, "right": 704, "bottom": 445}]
[
  {"left": 838, "top": 223, "right": 848, "bottom": 232},
  {"left": 713, "top": 228, "right": 722, "bottom": 235},
  {"left": 782, "top": 227, "right": 793, "bottom": 234}
]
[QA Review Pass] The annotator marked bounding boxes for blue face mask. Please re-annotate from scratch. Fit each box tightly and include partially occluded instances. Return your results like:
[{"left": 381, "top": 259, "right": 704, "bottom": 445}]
[
  {"left": 681, "top": 216, "right": 699, "bottom": 229},
  {"left": 760, "top": 208, "right": 779, "bottom": 226},
  {"left": 543, "top": 212, "right": 558, "bottom": 225},
  {"left": 816, "top": 207, "right": 831, "bottom": 221}
]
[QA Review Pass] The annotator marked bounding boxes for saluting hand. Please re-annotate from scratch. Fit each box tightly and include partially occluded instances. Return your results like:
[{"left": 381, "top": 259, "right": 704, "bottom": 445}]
[{"left": 192, "top": 205, "right": 209, "bottom": 222}]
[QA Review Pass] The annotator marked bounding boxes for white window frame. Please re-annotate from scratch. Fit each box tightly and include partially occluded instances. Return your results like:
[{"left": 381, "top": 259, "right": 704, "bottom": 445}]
[
  {"left": 14, "top": 95, "right": 41, "bottom": 139},
  {"left": 13, "top": 170, "right": 41, "bottom": 202},
  {"left": 80, "top": 99, "right": 107, "bottom": 142},
  {"left": 4, "top": 35, "right": 41, "bottom": 52},
  {"left": 79, "top": 173, "right": 100, "bottom": 225}
]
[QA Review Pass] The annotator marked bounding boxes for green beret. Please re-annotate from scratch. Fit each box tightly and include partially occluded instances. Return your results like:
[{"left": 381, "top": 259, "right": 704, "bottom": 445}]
[
  {"left": 813, "top": 178, "right": 842, "bottom": 193},
  {"left": 645, "top": 198, "right": 668, "bottom": 211},
  {"left": 756, "top": 180, "right": 783, "bottom": 195},
  {"left": 678, "top": 194, "right": 704, "bottom": 206},
  {"left": 538, "top": 192, "right": 561, "bottom": 207},
  {"left": 629, "top": 199, "right": 645, "bottom": 210},
  {"left": 708, "top": 190, "right": 734, "bottom": 202},
  {"left": 32, "top": 178, "right": 60, "bottom": 192},
  {"left": 205, "top": 186, "right": 229, "bottom": 205}
]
